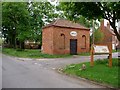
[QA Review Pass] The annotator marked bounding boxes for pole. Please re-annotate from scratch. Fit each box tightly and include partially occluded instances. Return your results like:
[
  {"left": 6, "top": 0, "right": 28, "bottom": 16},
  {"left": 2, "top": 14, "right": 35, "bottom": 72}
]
[
  {"left": 90, "top": 45, "right": 94, "bottom": 66},
  {"left": 90, "top": 19, "right": 95, "bottom": 67},
  {"left": 92, "top": 20, "right": 94, "bottom": 45},
  {"left": 108, "top": 43, "right": 112, "bottom": 67}
]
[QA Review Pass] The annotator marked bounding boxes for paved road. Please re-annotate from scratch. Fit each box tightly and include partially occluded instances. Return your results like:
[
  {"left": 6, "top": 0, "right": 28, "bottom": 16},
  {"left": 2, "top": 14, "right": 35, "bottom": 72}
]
[
  {"left": 0, "top": 53, "right": 2, "bottom": 89},
  {"left": 2, "top": 53, "right": 118, "bottom": 88}
]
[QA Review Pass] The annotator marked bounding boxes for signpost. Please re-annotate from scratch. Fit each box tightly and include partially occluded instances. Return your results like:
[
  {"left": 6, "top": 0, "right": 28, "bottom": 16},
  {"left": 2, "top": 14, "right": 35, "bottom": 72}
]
[
  {"left": 91, "top": 44, "right": 112, "bottom": 67},
  {"left": 91, "top": 20, "right": 112, "bottom": 67}
]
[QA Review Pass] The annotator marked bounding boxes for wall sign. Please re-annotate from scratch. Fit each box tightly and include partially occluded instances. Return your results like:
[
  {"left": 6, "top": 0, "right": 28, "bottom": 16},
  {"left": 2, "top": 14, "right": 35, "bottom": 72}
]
[{"left": 70, "top": 31, "right": 77, "bottom": 36}]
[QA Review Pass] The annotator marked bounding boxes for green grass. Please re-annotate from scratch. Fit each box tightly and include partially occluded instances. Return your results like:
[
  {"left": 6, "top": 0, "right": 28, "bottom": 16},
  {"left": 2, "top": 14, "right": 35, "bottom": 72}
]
[
  {"left": 2, "top": 48, "right": 72, "bottom": 58},
  {"left": 78, "top": 52, "right": 90, "bottom": 56},
  {"left": 112, "top": 49, "right": 120, "bottom": 53},
  {"left": 63, "top": 58, "right": 119, "bottom": 88},
  {"left": 2, "top": 48, "right": 91, "bottom": 58}
]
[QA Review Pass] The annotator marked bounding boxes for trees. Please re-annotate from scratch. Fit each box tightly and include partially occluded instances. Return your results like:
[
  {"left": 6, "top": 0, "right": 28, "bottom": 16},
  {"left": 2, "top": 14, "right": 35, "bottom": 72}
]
[
  {"left": 58, "top": 2, "right": 120, "bottom": 41},
  {"left": 27, "top": 2, "right": 58, "bottom": 45},
  {"left": 57, "top": 3, "right": 94, "bottom": 28},
  {"left": 0, "top": 38, "right": 3, "bottom": 46},
  {"left": 90, "top": 29, "right": 104, "bottom": 44},
  {"left": 2, "top": 2, "right": 57, "bottom": 49},
  {"left": 2, "top": 2, "right": 31, "bottom": 49}
]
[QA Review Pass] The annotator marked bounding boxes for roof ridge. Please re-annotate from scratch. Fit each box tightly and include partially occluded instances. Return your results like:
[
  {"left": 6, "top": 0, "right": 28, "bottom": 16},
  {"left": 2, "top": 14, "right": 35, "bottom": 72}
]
[
  {"left": 53, "top": 19, "right": 59, "bottom": 25},
  {"left": 43, "top": 19, "right": 90, "bottom": 30}
]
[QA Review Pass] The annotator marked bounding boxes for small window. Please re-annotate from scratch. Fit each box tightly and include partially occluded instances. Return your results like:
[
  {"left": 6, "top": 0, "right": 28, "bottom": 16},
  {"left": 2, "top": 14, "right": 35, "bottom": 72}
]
[
  {"left": 82, "top": 35, "right": 86, "bottom": 49},
  {"left": 59, "top": 34, "right": 65, "bottom": 49}
]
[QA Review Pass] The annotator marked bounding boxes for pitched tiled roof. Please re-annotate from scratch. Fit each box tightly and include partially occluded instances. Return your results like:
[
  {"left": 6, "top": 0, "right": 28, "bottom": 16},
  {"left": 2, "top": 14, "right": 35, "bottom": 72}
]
[{"left": 42, "top": 19, "right": 90, "bottom": 30}]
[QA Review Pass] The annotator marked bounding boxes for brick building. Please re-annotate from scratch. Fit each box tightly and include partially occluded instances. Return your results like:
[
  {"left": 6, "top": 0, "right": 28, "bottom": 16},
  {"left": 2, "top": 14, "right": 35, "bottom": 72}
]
[
  {"left": 42, "top": 19, "right": 90, "bottom": 55},
  {"left": 97, "top": 20, "right": 118, "bottom": 50}
]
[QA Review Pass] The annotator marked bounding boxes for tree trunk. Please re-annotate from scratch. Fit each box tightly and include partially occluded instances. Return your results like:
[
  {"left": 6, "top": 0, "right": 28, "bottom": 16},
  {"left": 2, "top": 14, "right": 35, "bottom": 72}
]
[
  {"left": 20, "top": 41, "right": 24, "bottom": 49},
  {"left": 114, "top": 28, "right": 120, "bottom": 41},
  {"left": 15, "top": 38, "right": 17, "bottom": 49},
  {"left": 21, "top": 41, "right": 24, "bottom": 49}
]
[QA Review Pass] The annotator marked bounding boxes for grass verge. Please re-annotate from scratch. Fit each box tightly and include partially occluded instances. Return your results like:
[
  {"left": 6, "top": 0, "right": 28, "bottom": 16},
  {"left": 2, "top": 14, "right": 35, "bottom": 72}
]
[
  {"left": 112, "top": 49, "right": 120, "bottom": 53},
  {"left": 62, "top": 58, "right": 119, "bottom": 88},
  {"left": 2, "top": 48, "right": 72, "bottom": 58}
]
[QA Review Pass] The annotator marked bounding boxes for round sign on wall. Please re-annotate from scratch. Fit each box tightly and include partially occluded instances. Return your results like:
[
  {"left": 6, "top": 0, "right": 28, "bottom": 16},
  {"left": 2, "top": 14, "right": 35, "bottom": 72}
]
[{"left": 70, "top": 31, "right": 77, "bottom": 36}]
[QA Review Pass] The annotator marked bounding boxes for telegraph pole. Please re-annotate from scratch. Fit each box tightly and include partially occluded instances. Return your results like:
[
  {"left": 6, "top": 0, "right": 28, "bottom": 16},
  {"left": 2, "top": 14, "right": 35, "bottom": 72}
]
[
  {"left": 92, "top": 20, "right": 94, "bottom": 45},
  {"left": 91, "top": 19, "right": 95, "bottom": 67}
]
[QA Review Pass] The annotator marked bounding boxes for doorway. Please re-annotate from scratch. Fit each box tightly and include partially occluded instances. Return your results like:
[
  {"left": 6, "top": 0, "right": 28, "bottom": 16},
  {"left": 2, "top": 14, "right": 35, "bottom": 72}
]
[{"left": 70, "top": 39, "right": 77, "bottom": 55}]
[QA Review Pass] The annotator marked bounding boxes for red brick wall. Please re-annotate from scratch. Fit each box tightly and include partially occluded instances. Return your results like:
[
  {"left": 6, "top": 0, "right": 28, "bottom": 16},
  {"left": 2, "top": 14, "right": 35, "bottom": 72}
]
[
  {"left": 100, "top": 28, "right": 112, "bottom": 43},
  {"left": 99, "top": 20, "right": 112, "bottom": 45},
  {"left": 42, "top": 26, "right": 54, "bottom": 54},
  {"left": 96, "top": 20, "right": 112, "bottom": 51},
  {"left": 42, "top": 26, "right": 90, "bottom": 54}
]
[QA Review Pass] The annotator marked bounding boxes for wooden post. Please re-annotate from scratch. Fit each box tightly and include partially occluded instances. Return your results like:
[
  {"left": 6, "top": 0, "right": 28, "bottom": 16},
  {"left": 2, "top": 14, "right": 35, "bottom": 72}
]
[
  {"left": 92, "top": 20, "right": 94, "bottom": 45},
  {"left": 108, "top": 43, "right": 112, "bottom": 67},
  {"left": 90, "top": 20, "right": 94, "bottom": 67},
  {"left": 90, "top": 45, "right": 94, "bottom": 66},
  {"left": 109, "top": 53, "right": 112, "bottom": 67}
]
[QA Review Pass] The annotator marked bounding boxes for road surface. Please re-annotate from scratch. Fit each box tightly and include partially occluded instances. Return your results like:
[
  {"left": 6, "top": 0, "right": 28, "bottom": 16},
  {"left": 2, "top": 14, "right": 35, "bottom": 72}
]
[
  {"left": 0, "top": 52, "right": 2, "bottom": 89},
  {"left": 2, "top": 53, "right": 118, "bottom": 88}
]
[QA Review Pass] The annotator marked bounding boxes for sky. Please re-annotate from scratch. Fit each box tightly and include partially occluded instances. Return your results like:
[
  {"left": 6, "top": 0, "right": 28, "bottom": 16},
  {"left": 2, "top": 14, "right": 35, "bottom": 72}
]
[{"left": 48, "top": 0, "right": 59, "bottom": 6}]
